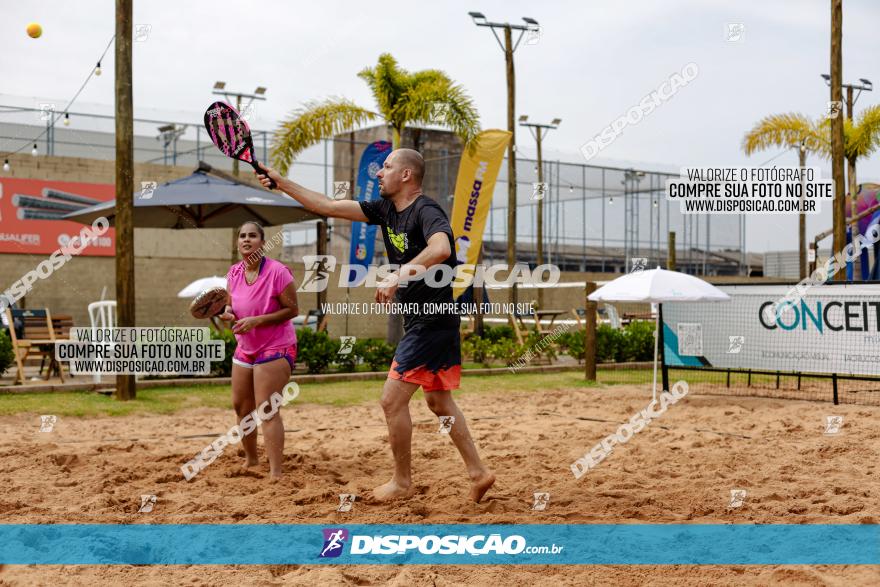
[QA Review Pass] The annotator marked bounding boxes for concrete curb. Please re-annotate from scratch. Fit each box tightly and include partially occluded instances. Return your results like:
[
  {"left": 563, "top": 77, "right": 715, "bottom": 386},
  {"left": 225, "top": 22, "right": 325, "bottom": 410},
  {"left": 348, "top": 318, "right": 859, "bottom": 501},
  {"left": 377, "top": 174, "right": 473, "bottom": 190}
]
[{"left": 0, "top": 362, "right": 654, "bottom": 395}]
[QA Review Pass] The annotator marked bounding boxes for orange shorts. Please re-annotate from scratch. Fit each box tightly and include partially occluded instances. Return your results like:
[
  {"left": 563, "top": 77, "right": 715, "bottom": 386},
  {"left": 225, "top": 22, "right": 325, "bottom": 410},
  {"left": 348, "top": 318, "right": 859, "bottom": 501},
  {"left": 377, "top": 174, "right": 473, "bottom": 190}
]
[
  {"left": 388, "top": 327, "right": 461, "bottom": 391},
  {"left": 389, "top": 361, "right": 462, "bottom": 391}
]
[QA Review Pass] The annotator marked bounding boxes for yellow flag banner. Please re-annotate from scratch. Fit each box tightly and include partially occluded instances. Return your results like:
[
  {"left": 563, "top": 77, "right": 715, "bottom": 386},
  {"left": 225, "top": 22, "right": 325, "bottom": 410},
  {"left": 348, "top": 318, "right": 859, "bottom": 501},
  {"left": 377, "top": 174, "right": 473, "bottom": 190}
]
[{"left": 450, "top": 129, "right": 512, "bottom": 299}]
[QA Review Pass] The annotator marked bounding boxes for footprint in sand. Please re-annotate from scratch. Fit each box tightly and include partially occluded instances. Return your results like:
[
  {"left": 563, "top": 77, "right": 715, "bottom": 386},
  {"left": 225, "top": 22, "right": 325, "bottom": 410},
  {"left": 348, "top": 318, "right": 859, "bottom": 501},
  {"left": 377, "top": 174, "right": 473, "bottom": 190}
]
[{"left": 225, "top": 468, "right": 264, "bottom": 479}]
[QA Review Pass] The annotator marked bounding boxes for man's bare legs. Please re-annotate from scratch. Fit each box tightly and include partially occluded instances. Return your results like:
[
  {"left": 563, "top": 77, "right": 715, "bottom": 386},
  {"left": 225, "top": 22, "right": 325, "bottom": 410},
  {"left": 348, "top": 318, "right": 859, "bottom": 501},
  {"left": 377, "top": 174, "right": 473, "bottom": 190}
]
[
  {"left": 372, "top": 378, "right": 494, "bottom": 503},
  {"left": 372, "top": 377, "right": 420, "bottom": 500},
  {"left": 424, "top": 390, "right": 495, "bottom": 502}
]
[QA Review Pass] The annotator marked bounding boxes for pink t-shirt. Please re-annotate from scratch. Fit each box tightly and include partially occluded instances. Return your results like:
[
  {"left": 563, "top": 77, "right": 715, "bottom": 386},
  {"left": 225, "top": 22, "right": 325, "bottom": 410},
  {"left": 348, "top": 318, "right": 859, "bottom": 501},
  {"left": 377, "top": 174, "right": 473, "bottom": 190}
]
[{"left": 227, "top": 257, "right": 297, "bottom": 353}]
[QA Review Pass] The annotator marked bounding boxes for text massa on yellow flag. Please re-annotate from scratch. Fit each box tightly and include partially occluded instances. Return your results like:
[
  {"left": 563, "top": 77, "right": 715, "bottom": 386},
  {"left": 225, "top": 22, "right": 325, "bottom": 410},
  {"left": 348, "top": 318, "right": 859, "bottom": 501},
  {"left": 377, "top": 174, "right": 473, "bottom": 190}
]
[{"left": 450, "top": 129, "right": 512, "bottom": 299}]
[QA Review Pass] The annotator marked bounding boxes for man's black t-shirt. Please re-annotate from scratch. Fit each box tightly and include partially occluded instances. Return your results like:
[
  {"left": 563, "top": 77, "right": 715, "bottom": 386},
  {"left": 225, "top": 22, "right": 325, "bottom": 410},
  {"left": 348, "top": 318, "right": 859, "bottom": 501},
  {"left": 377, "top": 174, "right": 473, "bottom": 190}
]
[{"left": 360, "top": 194, "right": 460, "bottom": 331}]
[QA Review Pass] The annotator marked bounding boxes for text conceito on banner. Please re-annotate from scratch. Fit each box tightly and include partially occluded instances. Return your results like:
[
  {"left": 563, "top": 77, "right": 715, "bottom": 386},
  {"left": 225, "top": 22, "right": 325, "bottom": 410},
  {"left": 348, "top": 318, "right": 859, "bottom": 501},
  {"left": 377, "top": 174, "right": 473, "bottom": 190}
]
[{"left": 450, "top": 129, "right": 512, "bottom": 300}]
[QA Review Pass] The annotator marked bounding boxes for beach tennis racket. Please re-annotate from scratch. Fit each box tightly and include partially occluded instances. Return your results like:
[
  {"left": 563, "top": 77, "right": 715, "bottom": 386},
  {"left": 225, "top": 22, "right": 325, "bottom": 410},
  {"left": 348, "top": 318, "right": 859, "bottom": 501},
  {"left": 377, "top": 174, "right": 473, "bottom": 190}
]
[
  {"left": 203, "top": 101, "right": 276, "bottom": 189},
  {"left": 190, "top": 287, "right": 230, "bottom": 319}
]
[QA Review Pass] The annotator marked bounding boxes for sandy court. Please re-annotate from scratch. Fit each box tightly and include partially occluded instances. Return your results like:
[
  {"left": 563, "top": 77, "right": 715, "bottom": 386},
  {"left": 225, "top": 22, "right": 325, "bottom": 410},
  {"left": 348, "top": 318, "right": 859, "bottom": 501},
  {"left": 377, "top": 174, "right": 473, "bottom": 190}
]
[{"left": 0, "top": 382, "right": 877, "bottom": 585}]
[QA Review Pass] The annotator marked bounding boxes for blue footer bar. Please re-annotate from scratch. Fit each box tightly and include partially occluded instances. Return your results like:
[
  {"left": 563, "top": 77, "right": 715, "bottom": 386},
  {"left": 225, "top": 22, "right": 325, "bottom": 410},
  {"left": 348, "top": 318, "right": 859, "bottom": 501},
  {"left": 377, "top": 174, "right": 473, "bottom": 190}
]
[{"left": 0, "top": 524, "right": 877, "bottom": 565}]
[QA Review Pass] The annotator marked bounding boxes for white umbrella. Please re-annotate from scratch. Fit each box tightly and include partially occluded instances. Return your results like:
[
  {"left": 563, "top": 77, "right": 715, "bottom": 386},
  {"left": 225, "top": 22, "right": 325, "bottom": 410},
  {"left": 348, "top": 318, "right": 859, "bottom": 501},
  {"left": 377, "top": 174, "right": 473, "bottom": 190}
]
[
  {"left": 177, "top": 276, "right": 227, "bottom": 298},
  {"left": 588, "top": 267, "right": 730, "bottom": 402}
]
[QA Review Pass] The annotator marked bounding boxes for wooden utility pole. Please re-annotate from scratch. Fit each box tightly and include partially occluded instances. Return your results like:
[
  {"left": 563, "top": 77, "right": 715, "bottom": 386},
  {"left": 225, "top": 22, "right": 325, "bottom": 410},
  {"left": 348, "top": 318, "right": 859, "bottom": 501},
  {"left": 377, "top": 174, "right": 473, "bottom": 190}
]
[
  {"left": 584, "top": 282, "right": 597, "bottom": 381},
  {"left": 115, "top": 0, "right": 135, "bottom": 400},
  {"left": 830, "top": 0, "right": 846, "bottom": 280},
  {"left": 504, "top": 25, "right": 518, "bottom": 305},
  {"left": 667, "top": 231, "right": 677, "bottom": 271}
]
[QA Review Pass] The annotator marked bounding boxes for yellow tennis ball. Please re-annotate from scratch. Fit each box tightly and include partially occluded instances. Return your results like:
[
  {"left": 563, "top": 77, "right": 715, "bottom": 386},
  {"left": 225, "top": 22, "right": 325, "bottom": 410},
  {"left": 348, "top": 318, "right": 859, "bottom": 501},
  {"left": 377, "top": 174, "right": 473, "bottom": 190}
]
[{"left": 26, "top": 23, "right": 42, "bottom": 38}]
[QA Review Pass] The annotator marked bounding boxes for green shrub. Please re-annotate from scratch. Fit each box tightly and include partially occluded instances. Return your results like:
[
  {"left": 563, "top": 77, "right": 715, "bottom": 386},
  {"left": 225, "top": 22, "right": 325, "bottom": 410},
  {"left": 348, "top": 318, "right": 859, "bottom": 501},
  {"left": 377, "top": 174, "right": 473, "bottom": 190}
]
[
  {"left": 360, "top": 338, "right": 396, "bottom": 372},
  {"left": 210, "top": 328, "right": 236, "bottom": 377},
  {"left": 523, "top": 331, "right": 557, "bottom": 363},
  {"left": 296, "top": 328, "right": 338, "bottom": 374},
  {"left": 621, "top": 320, "right": 655, "bottom": 362},
  {"left": 334, "top": 338, "right": 367, "bottom": 373},
  {"left": 562, "top": 330, "right": 585, "bottom": 363},
  {"left": 489, "top": 338, "right": 519, "bottom": 365},
  {"left": 484, "top": 324, "right": 514, "bottom": 343},
  {"left": 462, "top": 336, "right": 492, "bottom": 367},
  {"left": 596, "top": 324, "right": 624, "bottom": 362},
  {"left": 0, "top": 329, "right": 14, "bottom": 377}
]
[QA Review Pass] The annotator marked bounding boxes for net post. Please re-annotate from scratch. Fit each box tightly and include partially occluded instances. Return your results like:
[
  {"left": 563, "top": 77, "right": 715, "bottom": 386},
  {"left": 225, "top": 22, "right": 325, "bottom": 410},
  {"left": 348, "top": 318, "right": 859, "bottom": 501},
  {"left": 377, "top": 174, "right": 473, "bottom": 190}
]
[
  {"left": 584, "top": 282, "right": 597, "bottom": 381},
  {"left": 747, "top": 369, "right": 752, "bottom": 387},
  {"left": 658, "top": 303, "right": 669, "bottom": 393},
  {"left": 832, "top": 373, "right": 839, "bottom": 405}
]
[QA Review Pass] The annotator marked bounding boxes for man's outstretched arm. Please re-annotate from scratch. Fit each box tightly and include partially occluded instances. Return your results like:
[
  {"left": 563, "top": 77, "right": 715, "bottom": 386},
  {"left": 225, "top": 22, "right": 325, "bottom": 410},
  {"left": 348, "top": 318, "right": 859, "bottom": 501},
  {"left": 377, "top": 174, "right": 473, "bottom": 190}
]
[{"left": 254, "top": 164, "right": 368, "bottom": 222}]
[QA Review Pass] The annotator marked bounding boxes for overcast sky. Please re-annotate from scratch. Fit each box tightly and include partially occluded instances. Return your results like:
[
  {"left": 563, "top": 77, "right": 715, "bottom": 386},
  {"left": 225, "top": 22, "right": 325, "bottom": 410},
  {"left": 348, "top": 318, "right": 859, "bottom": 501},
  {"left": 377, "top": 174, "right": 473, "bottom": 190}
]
[{"left": 3, "top": 0, "right": 880, "bottom": 252}]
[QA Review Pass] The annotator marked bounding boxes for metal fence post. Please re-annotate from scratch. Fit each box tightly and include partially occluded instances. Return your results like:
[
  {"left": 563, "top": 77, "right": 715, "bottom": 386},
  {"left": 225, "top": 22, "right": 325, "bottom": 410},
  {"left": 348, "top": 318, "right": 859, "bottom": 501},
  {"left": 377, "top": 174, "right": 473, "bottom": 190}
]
[{"left": 584, "top": 282, "right": 597, "bottom": 381}]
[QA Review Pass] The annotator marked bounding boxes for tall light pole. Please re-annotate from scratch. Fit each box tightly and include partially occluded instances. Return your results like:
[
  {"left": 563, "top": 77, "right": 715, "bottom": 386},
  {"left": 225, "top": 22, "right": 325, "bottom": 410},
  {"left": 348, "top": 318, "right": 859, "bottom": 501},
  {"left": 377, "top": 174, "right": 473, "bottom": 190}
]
[
  {"left": 469, "top": 11, "right": 538, "bottom": 304},
  {"left": 519, "top": 115, "right": 560, "bottom": 307},
  {"left": 822, "top": 73, "right": 872, "bottom": 279},
  {"left": 212, "top": 82, "right": 267, "bottom": 177}
]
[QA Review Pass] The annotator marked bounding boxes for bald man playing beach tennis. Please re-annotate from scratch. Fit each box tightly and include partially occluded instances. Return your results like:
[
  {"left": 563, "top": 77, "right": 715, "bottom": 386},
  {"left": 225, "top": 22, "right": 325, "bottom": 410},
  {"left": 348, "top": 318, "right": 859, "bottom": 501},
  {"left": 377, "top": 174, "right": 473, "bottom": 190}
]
[{"left": 256, "top": 149, "right": 495, "bottom": 502}]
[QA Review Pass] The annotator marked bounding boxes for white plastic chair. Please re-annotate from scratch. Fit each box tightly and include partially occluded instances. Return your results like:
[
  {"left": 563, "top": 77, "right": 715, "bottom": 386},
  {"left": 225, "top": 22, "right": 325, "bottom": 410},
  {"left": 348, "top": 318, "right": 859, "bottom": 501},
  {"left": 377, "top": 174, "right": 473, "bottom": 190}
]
[
  {"left": 605, "top": 304, "right": 621, "bottom": 330},
  {"left": 88, "top": 301, "right": 117, "bottom": 384}
]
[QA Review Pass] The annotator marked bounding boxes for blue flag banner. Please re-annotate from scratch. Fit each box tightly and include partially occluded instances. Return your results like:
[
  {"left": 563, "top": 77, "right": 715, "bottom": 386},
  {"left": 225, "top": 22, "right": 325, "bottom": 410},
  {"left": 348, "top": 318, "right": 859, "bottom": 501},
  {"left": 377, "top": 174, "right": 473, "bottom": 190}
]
[
  {"left": 0, "top": 524, "right": 877, "bottom": 565},
  {"left": 347, "top": 140, "right": 392, "bottom": 285}
]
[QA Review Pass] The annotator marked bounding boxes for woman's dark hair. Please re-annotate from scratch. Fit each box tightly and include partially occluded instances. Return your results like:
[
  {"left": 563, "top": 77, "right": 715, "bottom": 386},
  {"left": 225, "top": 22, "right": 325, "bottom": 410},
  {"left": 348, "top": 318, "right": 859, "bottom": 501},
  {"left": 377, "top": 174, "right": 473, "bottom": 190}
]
[{"left": 238, "top": 220, "right": 265, "bottom": 241}]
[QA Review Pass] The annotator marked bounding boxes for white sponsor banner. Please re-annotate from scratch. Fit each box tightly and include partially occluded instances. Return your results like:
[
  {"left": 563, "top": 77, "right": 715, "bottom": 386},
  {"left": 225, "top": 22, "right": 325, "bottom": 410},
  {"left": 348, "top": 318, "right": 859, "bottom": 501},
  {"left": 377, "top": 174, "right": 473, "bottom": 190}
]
[{"left": 662, "top": 283, "right": 880, "bottom": 376}]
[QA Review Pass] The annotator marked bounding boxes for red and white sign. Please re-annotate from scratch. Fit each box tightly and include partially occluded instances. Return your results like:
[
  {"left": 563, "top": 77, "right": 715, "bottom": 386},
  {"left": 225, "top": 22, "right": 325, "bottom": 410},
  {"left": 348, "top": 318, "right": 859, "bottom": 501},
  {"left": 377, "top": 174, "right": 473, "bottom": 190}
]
[{"left": 0, "top": 178, "right": 115, "bottom": 256}]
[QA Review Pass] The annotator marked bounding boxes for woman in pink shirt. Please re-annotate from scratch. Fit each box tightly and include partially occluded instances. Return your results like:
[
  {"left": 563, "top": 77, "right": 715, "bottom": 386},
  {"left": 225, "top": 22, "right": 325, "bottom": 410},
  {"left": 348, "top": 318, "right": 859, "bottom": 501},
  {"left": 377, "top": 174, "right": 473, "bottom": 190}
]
[{"left": 219, "top": 221, "right": 298, "bottom": 479}]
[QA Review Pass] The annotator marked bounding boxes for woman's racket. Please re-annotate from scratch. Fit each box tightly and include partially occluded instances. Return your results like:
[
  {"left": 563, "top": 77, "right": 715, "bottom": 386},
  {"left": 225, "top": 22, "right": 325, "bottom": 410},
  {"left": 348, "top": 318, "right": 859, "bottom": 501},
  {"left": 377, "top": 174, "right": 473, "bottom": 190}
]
[
  {"left": 190, "top": 287, "right": 230, "bottom": 319},
  {"left": 203, "top": 101, "right": 276, "bottom": 189}
]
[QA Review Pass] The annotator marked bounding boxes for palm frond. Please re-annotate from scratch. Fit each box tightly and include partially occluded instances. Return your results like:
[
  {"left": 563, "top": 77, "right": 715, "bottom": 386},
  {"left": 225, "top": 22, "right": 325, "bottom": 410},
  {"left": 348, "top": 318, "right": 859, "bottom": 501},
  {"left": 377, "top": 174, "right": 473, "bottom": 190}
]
[
  {"left": 742, "top": 113, "right": 826, "bottom": 156},
  {"left": 394, "top": 80, "right": 481, "bottom": 150},
  {"left": 846, "top": 104, "right": 880, "bottom": 159},
  {"left": 358, "top": 53, "right": 407, "bottom": 120},
  {"left": 270, "top": 98, "right": 379, "bottom": 175}
]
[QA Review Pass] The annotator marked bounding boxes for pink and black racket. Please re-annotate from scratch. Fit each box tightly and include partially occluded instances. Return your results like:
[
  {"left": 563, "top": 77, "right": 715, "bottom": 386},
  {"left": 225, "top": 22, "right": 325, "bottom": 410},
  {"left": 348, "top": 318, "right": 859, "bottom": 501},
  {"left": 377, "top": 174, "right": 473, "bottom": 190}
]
[{"left": 203, "top": 101, "right": 276, "bottom": 189}]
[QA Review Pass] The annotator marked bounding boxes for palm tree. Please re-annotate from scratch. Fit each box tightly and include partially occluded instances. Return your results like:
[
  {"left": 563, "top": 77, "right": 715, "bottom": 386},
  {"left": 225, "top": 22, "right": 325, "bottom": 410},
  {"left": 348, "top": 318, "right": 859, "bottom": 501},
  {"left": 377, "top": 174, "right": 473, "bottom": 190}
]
[
  {"left": 271, "top": 53, "right": 481, "bottom": 344},
  {"left": 744, "top": 107, "right": 880, "bottom": 280},
  {"left": 271, "top": 53, "right": 480, "bottom": 174},
  {"left": 742, "top": 114, "right": 827, "bottom": 279},
  {"left": 842, "top": 105, "right": 880, "bottom": 197}
]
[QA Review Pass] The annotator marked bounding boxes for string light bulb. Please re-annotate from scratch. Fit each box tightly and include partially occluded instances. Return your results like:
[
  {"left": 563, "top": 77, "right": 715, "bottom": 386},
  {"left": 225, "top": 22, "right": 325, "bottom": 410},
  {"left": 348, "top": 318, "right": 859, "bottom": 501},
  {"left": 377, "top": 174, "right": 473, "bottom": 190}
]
[
  {"left": 569, "top": 185, "right": 574, "bottom": 193},
  {"left": 3, "top": 159, "right": 9, "bottom": 172},
  {"left": 653, "top": 199, "right": 658, "bottom": 208},
  {"left": 95, "top": 61, "right": 102, "bottom": 76},
  {"left": 608, "top": 196, "right": 614, "bottom": 205},
  {"left": 63, "top": 112, "right": 70, "bottom": 126},
  {"left": 31, "top": 144, "right": 38, "bottom": 157}
]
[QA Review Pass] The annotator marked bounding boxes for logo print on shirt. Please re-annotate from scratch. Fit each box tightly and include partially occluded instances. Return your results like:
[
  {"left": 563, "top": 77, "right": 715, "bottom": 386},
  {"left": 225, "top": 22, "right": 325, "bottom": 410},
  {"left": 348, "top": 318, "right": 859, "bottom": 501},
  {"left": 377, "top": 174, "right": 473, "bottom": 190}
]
[{"left": 386, "top": 227, "right": 408, "bottom": 253}]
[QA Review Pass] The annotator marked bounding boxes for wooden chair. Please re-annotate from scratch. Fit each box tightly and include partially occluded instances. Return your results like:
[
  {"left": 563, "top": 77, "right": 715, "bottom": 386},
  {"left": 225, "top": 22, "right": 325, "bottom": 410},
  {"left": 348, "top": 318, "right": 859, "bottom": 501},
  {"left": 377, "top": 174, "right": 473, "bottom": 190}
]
[
  {"left": 571, "top": 308, "right": 587, "bottom": 330},
  {"left": 3, "top": 308, "right": 67, "bottom": 384},
  {"left": 508, "top": 312, "right": 528, "bottom": 345}
]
